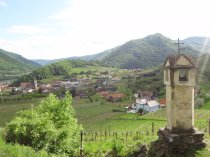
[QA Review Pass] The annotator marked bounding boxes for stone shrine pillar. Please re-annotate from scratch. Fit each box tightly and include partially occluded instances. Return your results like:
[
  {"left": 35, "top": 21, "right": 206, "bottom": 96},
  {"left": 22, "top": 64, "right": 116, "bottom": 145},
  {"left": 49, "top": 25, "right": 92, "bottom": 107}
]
[
  {"left": 164, "top": 54, "right": 196, "bottom": 132},
  {"left": 149, "top": 54, "right": 206, "bottom": 157}
]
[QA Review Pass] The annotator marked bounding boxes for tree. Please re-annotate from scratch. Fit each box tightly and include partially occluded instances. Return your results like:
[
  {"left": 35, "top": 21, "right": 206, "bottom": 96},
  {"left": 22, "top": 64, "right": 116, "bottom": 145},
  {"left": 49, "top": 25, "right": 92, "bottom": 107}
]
[
  {"left": 138, "top": 108, "right": 144, "bottom": 115},
  {"left": 5, "top": 92, "right": 82, "bottom": 156}
]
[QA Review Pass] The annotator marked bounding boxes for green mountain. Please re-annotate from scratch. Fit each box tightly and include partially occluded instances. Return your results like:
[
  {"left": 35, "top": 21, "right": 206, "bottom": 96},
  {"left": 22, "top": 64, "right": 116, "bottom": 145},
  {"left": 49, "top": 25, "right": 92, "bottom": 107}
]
[
  {"left": 32, "top": 50, "right": 113, "bottom": 66},
  {"left": 32, "top": 34, "right": 204, "bottom": 69},
  {"left": 196, "top": 53, "right": 210, "bottom": 82},
  {"left": 49, "top": 34, "right": 200, "bottom": 69},
  {"left": 100, "top": 34, "right": 199, "bottom": 69},
  {"left": 0, "top": 49, "right": 40, "bottom": 81},
  {"left": 31, "top": 59, "right": 52, "bottom": 66},
  {"left": 72, "top": 49, "right": 114, "bottom": 61},
  {"left": 184, "top": 37, "right": 210, "bottom": 53}
]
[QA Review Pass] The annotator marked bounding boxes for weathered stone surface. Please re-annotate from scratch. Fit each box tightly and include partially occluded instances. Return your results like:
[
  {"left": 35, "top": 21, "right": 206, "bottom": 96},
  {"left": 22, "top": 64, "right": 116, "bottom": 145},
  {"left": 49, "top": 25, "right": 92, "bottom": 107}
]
[
  {"left": 182, "top": 135, "right": 194, "bottom": 144},
  {"left": 128, "top": 144, "right": 148, "bottom": 157},
  {"left": 193, "top": 131, "right": 204, "bottom": 143},
  {"left": 148, "top": 128, "right": 206, "bottom": 157}
]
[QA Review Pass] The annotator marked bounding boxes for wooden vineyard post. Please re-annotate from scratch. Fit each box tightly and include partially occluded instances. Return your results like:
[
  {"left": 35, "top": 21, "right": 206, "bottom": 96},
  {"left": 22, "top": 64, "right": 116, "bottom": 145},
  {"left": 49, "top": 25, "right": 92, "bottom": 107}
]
[
  {"left": 95, "top": 132, "right": 97, "bottom": 142},
  {"left": 146, "top": 128, "right": 149, "bottom": 136},
  {"left": 115, "top": 132, "right": 118, "bottom": 139},
  {"left": 209, "top": 119, "right": 210, "bottom": 135},
  {"left": 80, "top": 131, "right": 83, "bottom": 157},
  {"left": 105, "top": 130, "right": 107, "bottom": 140},
  {"left": 199, "top": 121, "right": 201, "bottom": 130},
  {"left": 109, "top": 125, "right": 111, "bottom": 137},
  {"left": 121, "top": 133, "right": 124, "bottom": 143},
  {"left": 152, "top": 122, "right": 154, "bottom": 136},
  {"left": 100, "top": 131, "right": 102, "bottom": 142},
  {"left": 84, "top": 132, "right": 86, "bottom": 142},
  {"left": 91, "top": 132, "right": 93, "bottom": 140}
]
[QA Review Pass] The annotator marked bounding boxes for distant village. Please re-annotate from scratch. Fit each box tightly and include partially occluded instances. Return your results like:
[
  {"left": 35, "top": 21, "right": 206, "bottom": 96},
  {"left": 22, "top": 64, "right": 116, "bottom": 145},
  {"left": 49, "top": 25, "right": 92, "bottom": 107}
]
[{"left": 0, "top": 70, "right": 166, "bottom": 114}]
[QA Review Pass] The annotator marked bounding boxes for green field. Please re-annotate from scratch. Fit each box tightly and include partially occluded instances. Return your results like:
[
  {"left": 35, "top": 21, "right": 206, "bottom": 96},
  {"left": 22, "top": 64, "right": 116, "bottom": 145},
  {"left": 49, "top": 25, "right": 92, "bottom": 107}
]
[
  {"left": 1, "top": 98, "right": 210, "bottom": 135},
  {"left": 1, "top": 97, "right": 210, "bottom": 156},
  {"left": 0, "top": 98, "right": 43, "bottom": 127}
]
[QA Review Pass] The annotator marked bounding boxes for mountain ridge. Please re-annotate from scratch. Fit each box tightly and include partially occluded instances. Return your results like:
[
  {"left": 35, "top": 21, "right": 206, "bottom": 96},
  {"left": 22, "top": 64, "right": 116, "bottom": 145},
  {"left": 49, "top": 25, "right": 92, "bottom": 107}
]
[
  {"left": 100, "top": 33, "right": 199, "bottom": 69},
  {"left": 0, "top": 49, "right": 40, "bottom": 81},
  {"left": 31, "top": 34, "right": 207, "bottom": 68}
]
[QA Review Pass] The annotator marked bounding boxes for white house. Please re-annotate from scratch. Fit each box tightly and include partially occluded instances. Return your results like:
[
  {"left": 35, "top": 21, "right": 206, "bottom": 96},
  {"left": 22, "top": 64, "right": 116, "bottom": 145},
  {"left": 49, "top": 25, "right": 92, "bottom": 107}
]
[
  {"left": 136, "top": 98, "right": 160, "bottom": 113},
  {"left": 127, "top": 98, "right": 160, "bottom": 113}
]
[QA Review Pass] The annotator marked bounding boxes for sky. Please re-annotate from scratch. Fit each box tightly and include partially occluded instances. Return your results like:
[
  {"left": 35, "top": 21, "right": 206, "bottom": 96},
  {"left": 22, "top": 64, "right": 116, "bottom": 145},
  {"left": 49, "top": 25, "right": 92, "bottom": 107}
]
[{"left": 1, "top": 0, "right": 210, "bottom": 59}]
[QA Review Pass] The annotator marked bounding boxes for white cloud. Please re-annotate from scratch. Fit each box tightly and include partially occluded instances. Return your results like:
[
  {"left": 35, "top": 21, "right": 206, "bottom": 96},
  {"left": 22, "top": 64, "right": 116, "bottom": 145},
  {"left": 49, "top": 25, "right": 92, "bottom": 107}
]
[
  {"left": 7, "top": 25, "right": 52, "bottom": 35},
  {"left": 0, "top": 0, "right": 7, "bottom": 7},
  {"left": 2, "top": 0, "right": 210, "bottom": 59},
  {"left": 49, "top": 0, "right": 210, "bottom": 46}
]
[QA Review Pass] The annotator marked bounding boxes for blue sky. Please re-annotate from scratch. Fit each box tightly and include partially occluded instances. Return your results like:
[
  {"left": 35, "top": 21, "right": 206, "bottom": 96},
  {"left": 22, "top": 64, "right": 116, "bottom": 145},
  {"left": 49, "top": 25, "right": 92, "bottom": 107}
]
[{"left": 1, "top": 0, "right": 210, "bottom": 59}]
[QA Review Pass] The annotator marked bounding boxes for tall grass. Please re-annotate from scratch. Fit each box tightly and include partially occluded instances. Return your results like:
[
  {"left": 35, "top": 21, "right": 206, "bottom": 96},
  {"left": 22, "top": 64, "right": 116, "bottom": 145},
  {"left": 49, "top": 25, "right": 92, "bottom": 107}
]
[{"left": 0, "top": 136, "right": 52, "bottom": 157}]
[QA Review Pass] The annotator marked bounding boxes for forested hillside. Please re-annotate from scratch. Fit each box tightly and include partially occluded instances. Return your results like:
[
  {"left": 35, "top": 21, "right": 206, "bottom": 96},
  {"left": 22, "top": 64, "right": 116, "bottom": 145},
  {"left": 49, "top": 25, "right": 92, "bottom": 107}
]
[
  {"left": 184, "top": 37, "right": 210, "bottom": 53},
  {"left": 197, "top": 53, "right": 210, "bottom": 82},
  {"left": 101, "top": 34, "right": 199, "bottom": 69},
  {"left": 0, "top": 49, "right": 40, "bottom": 81},
  {"left": 13, "top": 60, "right": 104, "bottom": 84}
]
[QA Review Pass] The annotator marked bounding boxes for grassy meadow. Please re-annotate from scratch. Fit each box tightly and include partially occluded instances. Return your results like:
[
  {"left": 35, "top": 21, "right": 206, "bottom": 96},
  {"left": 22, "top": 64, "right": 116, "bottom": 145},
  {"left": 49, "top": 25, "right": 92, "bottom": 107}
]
[
  {"left": 0, "top": 96, "right": 210, "bottom": 156},
  {"left": 0, "top": 98, "right": 43, "bottom": 127},
  {"left": 0, "top": 136, "right": 51, "bottom": 157}
]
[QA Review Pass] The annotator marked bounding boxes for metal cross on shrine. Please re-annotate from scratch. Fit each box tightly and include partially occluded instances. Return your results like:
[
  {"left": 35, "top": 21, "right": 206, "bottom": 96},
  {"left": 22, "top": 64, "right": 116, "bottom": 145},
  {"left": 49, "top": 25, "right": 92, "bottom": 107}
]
[{"left": 173, "top": 38, "right": 184, "bottom": 54}]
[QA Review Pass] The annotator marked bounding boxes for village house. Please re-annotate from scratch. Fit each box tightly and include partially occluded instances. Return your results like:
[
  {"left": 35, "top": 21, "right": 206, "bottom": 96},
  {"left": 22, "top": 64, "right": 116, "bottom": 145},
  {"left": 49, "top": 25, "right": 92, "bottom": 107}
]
[
  {"left": 127, "top": 98, "right": 160, "bottom": 113},
  {"left": 136, "top": 98, "right": 159, "bottom": 112},
  {"left": 98, "top": 91, "right": 125, "bottom": 102},
  {"left": 0, "top": 83, "right": 9, "bottom": 92},
  {"left": 106, "top": 92, "right": 125, "bottom": 102},
  {"left": 20, "top": 82, "right": 34, "bottom": 90},
  {"left": 98, "top": 91, "right": 109, "bottom": 97},
  {"left": 50, "top": 80, "right": 64, "bottom": 90}
]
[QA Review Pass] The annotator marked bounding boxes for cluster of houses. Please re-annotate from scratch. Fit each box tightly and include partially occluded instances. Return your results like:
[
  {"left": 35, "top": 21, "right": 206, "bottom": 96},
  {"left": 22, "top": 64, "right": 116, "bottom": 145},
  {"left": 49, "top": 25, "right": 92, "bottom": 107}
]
[
  {"left": 1, "top": 70, "right": 167, "bottom": 115},
  {"left": 17, "top": 79, "right": 90, "bottom": 94},
  {"left": 0, "top": 74, "right": 122, "bottom": 99},
  {"left": 98, "top": 91, "right": 125, "bottom": 102},
  {"left": 0, "top": 82, "right": 9, "bottom": 93},
  {"left": 126, "top": 90, "right": 166, "bottom": 114}
]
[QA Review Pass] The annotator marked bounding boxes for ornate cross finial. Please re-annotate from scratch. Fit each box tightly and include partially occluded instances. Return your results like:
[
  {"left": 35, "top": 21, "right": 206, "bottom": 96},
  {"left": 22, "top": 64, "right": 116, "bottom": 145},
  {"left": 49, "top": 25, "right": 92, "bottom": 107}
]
[{"left": 173, "top": 38, "right": 184, "bottom": 54}]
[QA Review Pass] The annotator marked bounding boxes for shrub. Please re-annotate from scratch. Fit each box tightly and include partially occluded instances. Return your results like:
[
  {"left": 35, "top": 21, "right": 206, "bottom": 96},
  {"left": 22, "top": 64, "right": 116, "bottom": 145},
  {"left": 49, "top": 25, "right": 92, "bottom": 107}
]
[
  {"left": 89, "top": 94, "right": 102, "bottom": 102},
  {"left": 195, "top": 98, "right": 204, "bottom": 108},
  {"left": 138, "top": 108, "right": 144, "bottom": 115},
  {"left": 4, "top": 92, "right": 82, "bottom": 156}
]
